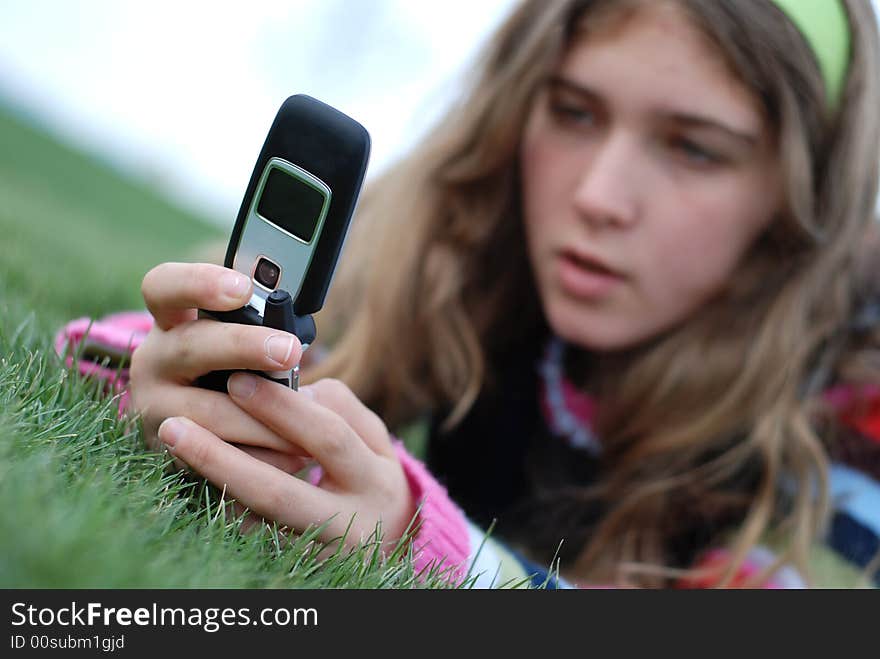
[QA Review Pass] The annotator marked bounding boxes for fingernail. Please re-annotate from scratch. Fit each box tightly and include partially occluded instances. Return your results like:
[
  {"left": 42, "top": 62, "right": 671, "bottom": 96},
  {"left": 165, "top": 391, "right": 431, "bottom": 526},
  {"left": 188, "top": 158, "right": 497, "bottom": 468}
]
[
  {"left": 265, "top": 334, "right": 296, "bottom": 366},
  {"left": 158, "top": 417, "right": 185, "bottom": 449},
  {"left": 223, "top": 273, "right": 250, "bottom": 299},
  {"left": 228, "top": 373, "right": 257, "bottom": 399},
  {"left": 299, "top": 384, "right": 315, "bottom": 400}
]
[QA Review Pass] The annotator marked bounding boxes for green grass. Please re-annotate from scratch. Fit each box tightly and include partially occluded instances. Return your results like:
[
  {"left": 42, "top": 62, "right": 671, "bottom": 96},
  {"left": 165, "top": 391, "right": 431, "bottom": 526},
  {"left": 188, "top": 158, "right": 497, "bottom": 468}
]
[
  {"left": 0, "top": 317, "right": 453, "bottom": 587},
  {"left": 0, "top": 102, "right": 494, "bottom": 589}
]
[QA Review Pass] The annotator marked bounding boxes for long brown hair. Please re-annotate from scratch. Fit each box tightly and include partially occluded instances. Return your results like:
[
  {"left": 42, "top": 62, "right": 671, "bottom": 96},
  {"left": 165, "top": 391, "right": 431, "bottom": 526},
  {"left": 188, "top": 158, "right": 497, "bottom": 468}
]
[{"left": 306, "top": 0, "right": 880, "bottom": 586}]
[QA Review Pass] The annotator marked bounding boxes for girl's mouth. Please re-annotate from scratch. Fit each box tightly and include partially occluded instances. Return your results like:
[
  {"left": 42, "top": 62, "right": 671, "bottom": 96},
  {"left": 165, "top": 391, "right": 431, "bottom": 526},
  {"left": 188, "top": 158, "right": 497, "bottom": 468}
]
[{"left": 557, "top": 251, "right": 624, "bottom": 299}]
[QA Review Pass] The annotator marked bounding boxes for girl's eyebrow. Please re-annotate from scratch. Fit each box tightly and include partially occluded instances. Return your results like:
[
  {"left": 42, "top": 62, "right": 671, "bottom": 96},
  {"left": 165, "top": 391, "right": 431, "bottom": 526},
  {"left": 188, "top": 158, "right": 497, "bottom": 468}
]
[
  {"left": 664, "top": 113, "right": 758, "bottom": 147},
  {"left": 547, "top": 75, "right": 602, "bottom": 103},
  {"left": 546, "top": 75, "right": 758, "bottom": 147}
]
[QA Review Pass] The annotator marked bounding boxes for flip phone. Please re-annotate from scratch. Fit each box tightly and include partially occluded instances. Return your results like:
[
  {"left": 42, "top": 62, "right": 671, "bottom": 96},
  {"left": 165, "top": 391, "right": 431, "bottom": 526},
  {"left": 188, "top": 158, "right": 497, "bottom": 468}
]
[{"left": 196, "top": 95, "right": 370, "bottom": 392}]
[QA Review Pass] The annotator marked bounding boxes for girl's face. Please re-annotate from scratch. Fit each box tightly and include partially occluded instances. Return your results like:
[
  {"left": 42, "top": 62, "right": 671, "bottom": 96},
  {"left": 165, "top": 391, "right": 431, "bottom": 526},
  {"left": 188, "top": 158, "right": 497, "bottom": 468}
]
[{"left": 520, "top": 2, "right": 782, "bottom": 351}]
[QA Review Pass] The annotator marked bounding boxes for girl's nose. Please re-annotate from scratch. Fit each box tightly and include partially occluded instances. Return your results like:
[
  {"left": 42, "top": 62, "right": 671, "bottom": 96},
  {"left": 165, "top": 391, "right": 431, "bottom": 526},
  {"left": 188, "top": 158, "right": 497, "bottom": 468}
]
[{"left": 572, "top": 132, "right": 641, "bottom": 230}]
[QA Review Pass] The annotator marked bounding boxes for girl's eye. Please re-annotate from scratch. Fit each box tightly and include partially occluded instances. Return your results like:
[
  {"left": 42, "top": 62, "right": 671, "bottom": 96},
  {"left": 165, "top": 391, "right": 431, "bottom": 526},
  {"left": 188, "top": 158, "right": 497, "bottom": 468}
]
[
  {"left": 671, "top": 137, "right": 722, "bottom": 166},
  {"left": 549, "top": 102, "right": 597, "bottom": 128}
]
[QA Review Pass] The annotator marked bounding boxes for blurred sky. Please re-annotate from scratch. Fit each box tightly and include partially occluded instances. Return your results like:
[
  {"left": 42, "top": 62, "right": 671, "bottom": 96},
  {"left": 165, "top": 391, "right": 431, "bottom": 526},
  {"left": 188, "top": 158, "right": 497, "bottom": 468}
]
[
  {"left": 0, "top": 0, "right": 518, "bottom": 224},
  {"left": 1, "top": 0, "right": 878, "bottom": 226}
]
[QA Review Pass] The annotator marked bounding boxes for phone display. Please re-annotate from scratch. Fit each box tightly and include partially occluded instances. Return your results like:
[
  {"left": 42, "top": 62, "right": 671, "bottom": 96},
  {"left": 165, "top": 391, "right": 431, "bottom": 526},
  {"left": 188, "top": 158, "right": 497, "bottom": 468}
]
[{"left": 256, "top": 165, "right": 326, "bottom": 243}]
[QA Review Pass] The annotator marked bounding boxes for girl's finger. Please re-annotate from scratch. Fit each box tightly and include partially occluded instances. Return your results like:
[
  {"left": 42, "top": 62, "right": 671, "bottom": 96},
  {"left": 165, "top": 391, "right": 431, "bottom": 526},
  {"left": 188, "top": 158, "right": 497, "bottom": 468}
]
[
  {"left": 147, "top": 385, "right": 310, "bottom": 455},
  {"left": 233, "top": 445, "right": 315, "bottom": 476},
  {"left": 158, "top": 417, "right": 346, "bottom": 538},
  {"left": 157, "top": 319, "right": 302, "bottom": 382},
  {"left": 300, "top": 379, "right": 395, "bottom": 458},
  {"left": 142, "top": 262, "right": 253, "bottom": 330},
  {"left": 226, "top": 373, "right": 375, "bottom": 484}
]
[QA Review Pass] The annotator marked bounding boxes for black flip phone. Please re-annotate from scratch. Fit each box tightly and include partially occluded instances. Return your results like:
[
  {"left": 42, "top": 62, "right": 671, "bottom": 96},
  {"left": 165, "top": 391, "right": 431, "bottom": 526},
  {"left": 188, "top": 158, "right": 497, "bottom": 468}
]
[{"left": 196, "top": 95, "right": 370, "bottom": 392}]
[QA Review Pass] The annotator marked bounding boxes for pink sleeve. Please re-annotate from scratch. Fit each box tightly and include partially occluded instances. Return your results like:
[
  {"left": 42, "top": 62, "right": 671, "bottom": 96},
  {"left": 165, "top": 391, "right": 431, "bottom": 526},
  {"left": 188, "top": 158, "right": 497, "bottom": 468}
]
[
  {"left": 54, "top": 310, "right": 154, "bottom": 414},
  {"left": 392, "top": 440, "right": 472, "bottom": 584}
]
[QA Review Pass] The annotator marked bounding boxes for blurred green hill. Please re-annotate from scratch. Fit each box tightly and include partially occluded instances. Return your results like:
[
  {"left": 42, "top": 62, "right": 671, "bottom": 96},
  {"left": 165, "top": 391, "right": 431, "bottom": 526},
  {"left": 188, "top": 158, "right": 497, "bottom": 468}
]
[{"left": 0, "top": 102, "right": 222, "bottom": 329}]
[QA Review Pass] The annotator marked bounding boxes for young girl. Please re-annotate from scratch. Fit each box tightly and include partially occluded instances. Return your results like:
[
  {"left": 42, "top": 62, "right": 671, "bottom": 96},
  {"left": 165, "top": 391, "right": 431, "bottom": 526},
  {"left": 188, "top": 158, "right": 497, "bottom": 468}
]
[{"left": 60, "top": 0, "right": 880, "bottom": 587}]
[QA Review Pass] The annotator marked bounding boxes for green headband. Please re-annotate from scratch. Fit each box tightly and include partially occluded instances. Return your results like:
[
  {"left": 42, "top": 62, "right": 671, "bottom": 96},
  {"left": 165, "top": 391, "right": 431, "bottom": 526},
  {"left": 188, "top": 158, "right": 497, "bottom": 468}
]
[{"left": 770, "top": 0, "right": 852, "bottom": 108}]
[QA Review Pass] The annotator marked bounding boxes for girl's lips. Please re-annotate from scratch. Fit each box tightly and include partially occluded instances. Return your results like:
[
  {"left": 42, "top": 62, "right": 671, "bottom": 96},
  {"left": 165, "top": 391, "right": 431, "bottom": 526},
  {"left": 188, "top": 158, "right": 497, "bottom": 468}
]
[{"left": 557, "top": 252, "right": 624, "bottom": 299}]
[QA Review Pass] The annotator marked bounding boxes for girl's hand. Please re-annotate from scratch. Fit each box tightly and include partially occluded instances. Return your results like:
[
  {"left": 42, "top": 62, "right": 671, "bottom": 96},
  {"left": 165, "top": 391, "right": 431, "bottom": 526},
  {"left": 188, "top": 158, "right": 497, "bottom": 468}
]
[
  {"left": 130, "top": 262, "right": 308, "bottom": 461},
  {"left": 157, "top": 376, "right": 416, "bottom": 549}
]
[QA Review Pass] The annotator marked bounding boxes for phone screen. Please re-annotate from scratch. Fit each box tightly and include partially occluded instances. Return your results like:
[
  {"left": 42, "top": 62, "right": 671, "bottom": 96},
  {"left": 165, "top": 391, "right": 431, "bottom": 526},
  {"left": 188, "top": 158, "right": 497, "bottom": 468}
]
[{"left": 257, "top": 166, "right": 325, "bottom": 243}]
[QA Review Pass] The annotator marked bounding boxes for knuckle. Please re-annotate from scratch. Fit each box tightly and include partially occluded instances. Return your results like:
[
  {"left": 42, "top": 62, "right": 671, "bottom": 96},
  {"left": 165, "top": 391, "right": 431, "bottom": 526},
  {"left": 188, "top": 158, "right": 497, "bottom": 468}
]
[
  {"left": 364, "top": 407, "right": 388, "bottom": 434},
  {"left": 374, "top": 477, "right": 398, "bottom": 506},
  {"left": 229, "top": 324, "right": 257, "bottom": 358},
  {"left": 186, "top": 433, "right": 213, "bottom": 468},
  {"left": 209, "top": 323, "right": 259, "bottom": 370},
  {"left": 324, "top": 378, "right": 349, "bottom": 395},
  {"left": 128, "top": 346, "right": 160, "bottom": 409},
  {"left": 320, "top": 378, "right": 352, "bottom": 403},
  {"left": 169, "top": 321, "right": 199, "bottom": 366},
  {"left": 318, "top": 426, "right": 349, "bottom": 461},
  {"left": 261, "top": 480, "right": 292, "bottom": 518},
  {"left": 128, "top": 330, "right": 159, "bottom": 376}
]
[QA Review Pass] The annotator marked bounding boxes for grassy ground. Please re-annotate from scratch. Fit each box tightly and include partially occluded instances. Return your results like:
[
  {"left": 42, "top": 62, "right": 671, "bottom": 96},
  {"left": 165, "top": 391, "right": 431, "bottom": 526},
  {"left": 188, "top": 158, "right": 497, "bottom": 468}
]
[{"left": 0, "top": 103, "right": 474, "bottom": 588}]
